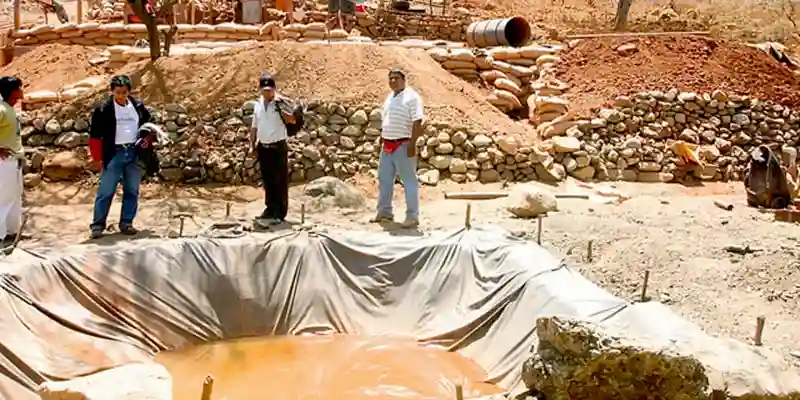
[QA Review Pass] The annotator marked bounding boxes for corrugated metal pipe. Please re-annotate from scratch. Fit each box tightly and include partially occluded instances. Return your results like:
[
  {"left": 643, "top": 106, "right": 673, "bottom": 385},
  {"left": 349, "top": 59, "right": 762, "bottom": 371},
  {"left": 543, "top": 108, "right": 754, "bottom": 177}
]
[{"left": 466, "top": 17, "right": 532, "bottom": 48}]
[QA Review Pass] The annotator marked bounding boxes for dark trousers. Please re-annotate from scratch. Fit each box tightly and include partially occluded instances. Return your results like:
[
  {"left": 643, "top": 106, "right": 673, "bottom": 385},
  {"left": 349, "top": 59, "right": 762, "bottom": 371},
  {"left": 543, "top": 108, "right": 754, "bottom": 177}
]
[{"left": 257, "top": 140, "right": 289, "bottom": 220}]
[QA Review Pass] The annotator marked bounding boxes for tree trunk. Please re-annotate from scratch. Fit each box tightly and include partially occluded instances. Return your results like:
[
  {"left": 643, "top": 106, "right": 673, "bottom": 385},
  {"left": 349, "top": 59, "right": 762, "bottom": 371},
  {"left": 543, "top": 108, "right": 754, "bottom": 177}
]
[
  {"left": 613, "top": 0, "right": 633, "bottom": 31},
  {"left": 130, "top": 0, "right": 161, "bottom": 61}
]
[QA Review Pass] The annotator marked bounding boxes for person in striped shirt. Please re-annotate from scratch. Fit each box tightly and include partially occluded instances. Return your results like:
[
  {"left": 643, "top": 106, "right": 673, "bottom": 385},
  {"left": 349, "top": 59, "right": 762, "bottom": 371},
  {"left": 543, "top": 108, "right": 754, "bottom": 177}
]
[{"left": 370, "top": 68, "right": 423, "bottom": 228}]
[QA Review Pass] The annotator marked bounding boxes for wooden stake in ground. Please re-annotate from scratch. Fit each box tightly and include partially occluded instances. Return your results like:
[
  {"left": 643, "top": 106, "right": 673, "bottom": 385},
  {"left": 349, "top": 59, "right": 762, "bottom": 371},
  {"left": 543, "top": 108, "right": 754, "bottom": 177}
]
[
  {"left": 587, "top": 239, "right": 593, "bottom": 262},
  {"left": 201, "top": 375, "right": 214, "bottom": 400},
  {"left": 225, "top": 202, "right": 232, "bottom": 218},
  {"left": 14, "top": 0, "right": 21, "bottom": 31},
  {"left": 755, "top": 316, "right": 766, "bottom": 346},
  {"left": 77, "top": 0, "right": 84, "bottom": 23},
  {"left": 536, "top": 215, "right": 543, "bottom": 245},
  {"left": 464, "top": 203, "right": 471, "bottom": 229},
  {"left": 640, "top": 270, "right": 650, "bottom": 302},
  {"left": 454, "top": 383, "right": 464, "bottom": 400},
  {"left": 301, "top": 203, "right": 306, "bottom": 225}
]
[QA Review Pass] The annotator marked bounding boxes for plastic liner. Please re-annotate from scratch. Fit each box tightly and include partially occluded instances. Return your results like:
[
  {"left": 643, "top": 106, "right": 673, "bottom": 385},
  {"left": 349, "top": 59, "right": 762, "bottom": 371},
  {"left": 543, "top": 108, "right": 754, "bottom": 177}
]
[{"left": 0, "top": 227, "right": 797, "bottom": 399}]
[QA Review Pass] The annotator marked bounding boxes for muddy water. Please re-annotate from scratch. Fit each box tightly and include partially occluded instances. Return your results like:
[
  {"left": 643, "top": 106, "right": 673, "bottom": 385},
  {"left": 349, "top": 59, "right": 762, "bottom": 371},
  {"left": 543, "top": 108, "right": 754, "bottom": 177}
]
[{"left": 156, "top": 334, "right": 503, "bottom": 400}]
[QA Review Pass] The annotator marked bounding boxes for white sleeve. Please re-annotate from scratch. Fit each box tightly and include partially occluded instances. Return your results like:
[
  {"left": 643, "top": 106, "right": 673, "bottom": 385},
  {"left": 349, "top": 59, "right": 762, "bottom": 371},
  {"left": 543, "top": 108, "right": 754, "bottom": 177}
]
[
  {"left": 251, "top": 103, "right": 259, "bottom": 129},
  {"left": 408, "top": 91, "right": 423, "bottom": 121}
]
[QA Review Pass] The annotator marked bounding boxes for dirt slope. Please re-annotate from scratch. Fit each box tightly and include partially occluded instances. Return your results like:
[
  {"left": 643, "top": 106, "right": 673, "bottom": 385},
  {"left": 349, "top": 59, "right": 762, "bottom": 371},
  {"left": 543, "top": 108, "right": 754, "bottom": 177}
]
[
  {"left": 121, "top": 42, "right": 528, "bottom": 134},
  {"left": 0, "top": 44, "right": 107, "bottom": 92},
  {"left": 557, "top": 36, "right": 800, "bottom": 116}
]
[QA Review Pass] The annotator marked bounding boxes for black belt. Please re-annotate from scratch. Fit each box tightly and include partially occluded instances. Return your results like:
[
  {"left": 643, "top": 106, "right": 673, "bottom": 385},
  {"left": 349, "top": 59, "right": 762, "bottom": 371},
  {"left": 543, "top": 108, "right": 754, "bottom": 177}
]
[
  {"left": 258, "top": 140, "right": 286, "bottom": 147},
  {"left": 382, "top": 138, "right": 410, "bottom": 143},
  {"left": 115, "top": 143, "right": 137, "bottom": 149}
]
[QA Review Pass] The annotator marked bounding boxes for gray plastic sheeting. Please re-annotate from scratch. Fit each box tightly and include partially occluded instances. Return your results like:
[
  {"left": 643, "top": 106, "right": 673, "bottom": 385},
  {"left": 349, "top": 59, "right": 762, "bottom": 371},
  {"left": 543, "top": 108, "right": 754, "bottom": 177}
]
[{"left": 0, "top": 227, "right": 796, "bottom": 399}]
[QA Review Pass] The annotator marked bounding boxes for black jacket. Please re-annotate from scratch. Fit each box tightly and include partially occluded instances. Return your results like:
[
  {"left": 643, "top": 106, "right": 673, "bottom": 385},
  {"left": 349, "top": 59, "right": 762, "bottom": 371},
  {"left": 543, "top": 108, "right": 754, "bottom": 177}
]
[{"left": 89, "top": 95, "right": 152, "bottom": 169}]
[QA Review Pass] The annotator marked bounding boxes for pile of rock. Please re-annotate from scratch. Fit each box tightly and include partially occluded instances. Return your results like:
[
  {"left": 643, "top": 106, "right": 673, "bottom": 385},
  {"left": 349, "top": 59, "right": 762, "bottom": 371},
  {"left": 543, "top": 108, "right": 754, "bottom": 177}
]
[
  {"left": 18, "top": 100, "right": 555, "bottom": 186},
  {"left": 427, "top": 45, "right": 572, "bottom": 124},
  {"left": 560, "top": 90, "right": 800, "bottom": 183}
]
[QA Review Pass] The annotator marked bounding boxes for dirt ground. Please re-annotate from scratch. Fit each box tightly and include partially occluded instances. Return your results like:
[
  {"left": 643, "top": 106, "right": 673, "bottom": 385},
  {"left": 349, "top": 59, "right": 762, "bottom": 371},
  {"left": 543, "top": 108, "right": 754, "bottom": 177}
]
[
  {"left": 0, "top": 44, "right": 108, "bottom": 91},
  {"left": 557, "top": 35, "right": 800, "bottom": 116},
  {"left": 16, "top": 178, "right": 800, "bottom": 370}
]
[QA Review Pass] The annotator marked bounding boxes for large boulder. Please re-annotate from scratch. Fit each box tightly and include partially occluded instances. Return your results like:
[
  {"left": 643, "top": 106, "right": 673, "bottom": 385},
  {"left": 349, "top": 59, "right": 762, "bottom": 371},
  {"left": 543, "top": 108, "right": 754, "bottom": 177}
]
[
  {"left": 505, "top": 184, "right": 558, "bottom": 218},
  {"left": 39, "top": 363, "right": 172, "bottom": 400},
  {"left": 41, "top": 151, "right": 86, "bottom": 181},
  {"left": 303, "top": 177, "right": 366, "bottom": 210}
]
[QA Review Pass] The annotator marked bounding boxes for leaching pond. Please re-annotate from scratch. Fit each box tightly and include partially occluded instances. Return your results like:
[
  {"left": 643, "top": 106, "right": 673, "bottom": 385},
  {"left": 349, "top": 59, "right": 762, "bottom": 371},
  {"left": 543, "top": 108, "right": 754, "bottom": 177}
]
[
  {"left": 157, "top": 335, "right": 502, "bottom": 399},
  {"left": 2, "top": 226, "right": 760, "bottom": 399}
]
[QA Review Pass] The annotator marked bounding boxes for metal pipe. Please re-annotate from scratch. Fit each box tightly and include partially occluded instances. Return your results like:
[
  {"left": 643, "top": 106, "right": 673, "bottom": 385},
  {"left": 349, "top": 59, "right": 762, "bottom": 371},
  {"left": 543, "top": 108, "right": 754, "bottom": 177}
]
[{"left": 466, "top": 17, "right": 531, "bottom": 48}]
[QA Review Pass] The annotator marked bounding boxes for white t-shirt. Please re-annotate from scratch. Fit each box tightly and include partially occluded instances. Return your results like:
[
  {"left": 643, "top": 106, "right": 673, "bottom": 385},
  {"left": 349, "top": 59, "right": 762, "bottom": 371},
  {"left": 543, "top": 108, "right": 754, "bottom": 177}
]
[
  {"left": 251, "top": 98, "right": 288, "bottom": 145},
  {"left": 114, "top": 101, "right": 140, "bottom": 145},
  {"left": 381, "top": 87, "right": 424, "bottom": 140}
]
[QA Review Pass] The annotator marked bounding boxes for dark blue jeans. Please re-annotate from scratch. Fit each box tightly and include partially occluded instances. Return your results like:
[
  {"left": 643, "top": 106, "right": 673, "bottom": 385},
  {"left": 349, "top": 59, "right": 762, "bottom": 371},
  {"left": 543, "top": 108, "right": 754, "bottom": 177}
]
[{"left": 90, "top": 147, "right": 142, "bottom": 231}]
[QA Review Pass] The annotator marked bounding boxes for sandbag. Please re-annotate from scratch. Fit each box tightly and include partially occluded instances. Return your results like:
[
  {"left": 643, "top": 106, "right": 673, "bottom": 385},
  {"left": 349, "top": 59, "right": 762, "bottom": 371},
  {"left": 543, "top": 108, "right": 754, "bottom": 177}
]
[
  {"left": 29, "top": 24, "right": 55, "bottom": 35},
  {"left": 36, "top": 33, "right": 61, "bottom": 41},
  {"left": 259, "top": 21, "right": 280, "bottom": 35},
  {"left": 508, "top": 65, "right": 535, "bottom": 77},
  {"left": 489, "top": 47, "right": 520, "bottom": 60},
  {"left": 53, "top": 23, "right": 78, "bottom": 34},
  {"left": 448, "top": 48, "right": 476, "bottom": 62},
  {"left": 24, "top": 91, "right": 59, "bottom": 103},
  {"left": 427, "top": 47, "right": 449, "bottom": 61},
  {"left": 328, "top": 28, "right": 349, "bottom": 39},
  {"left": 213, "top": 22, "right": 240, "bottom": 32},
  {"left": 474, "top": 54, "right": 493, "bottom": 69},
  {"left": 192, "top": 24, "right": 215, "bottom": 32},
  {"left": 305, "top": 22, "right": 327, "bottom": 32},
  {"left": 125, "top": 24, "right": 148, "bottom": 34},
  {"left": 480, "top": 70, "right": 508, "bottom": 82},
  {"left": 536, "top": 54, "right": 561, "bottom": 67},
  {"left": 284, "top": 23, "right": 306, "bottom": 33},
  {"left": 519, "top": 45, "right": 560, "bottom": 59},
  {"left": 60, "top": 87, "right": 92, "bottom": 101},
  {"left": 99, "top": 23, "right": 126, "bottom": 33},
  {"left": 491, "top": 60, "right": 514, "bottom": 75},
  {"left": 77, "top": 22, "right": 101, "bottom": 31},
  {"left": 70, "top": 76, "right": 106, "bottom": 89},
  {"left": 449, "top": 69, "right": 480, "bottom": 77},
  {"left": 534, "top": 96, "right": 569, "bottom": 115},
  {"left": 59, "top": 30, "right": 84, "bottom": 38},
  {"left": 441, "top": 60, "right": 477, "bottom": 70},
  {"left": 493, "top": 89, "right": 522, "bottom": 109},
  {"left": 494, "top": 78, "right": 522, "bottom": 96},
  {"left": 303, "top": 30, "right": 326, "bottom": 39}
]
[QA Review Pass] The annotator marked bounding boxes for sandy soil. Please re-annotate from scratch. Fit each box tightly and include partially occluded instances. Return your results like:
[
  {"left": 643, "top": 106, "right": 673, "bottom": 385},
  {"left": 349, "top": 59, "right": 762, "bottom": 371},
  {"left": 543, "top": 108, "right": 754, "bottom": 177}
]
[
  {"left": 0, "top": 44, "right": 108, "bottom": 91},
  {"left": 557, "top": 35, "right": 800, "bottom": 116},
  {"left": 14, "top": 178, "right": 800, "bottom": 370}
]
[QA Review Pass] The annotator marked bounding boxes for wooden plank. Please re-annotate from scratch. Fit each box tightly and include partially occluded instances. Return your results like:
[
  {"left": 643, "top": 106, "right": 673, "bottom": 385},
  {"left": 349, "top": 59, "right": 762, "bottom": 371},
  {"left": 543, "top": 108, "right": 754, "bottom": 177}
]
[{"left": 566, "top": 31, "right": 711, "bottom": 39}]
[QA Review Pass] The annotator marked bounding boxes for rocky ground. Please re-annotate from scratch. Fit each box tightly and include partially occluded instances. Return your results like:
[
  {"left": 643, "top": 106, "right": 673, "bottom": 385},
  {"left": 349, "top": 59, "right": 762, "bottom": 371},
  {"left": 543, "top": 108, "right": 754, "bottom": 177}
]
[{"left": 15, "top": 178, "right": 800, "bottom": 369}]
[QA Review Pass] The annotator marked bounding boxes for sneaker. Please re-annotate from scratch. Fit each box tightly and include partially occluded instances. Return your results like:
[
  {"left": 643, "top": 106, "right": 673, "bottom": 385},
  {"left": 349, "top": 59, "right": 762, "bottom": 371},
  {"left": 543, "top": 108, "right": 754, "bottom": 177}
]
[
  {"left": 369, "top": 214, "right": 394, "bottom": 223},
  {"left": 90, "top": 229, "right": 104, "bottom": 239},
  {"left": 400, "top": 218, "right": 419, "bottom": 228}
]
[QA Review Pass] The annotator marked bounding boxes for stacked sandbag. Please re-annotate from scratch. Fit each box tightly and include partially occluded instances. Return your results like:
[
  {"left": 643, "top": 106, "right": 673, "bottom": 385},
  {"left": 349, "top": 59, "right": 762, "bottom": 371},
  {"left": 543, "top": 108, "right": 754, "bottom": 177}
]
[
  {"left": 427, "top": 48, "right": 482, "bottom": 82},
  {"left": 105, "top": 42, "right": 258, "bottom": 69},
  {"left": 86, "top": 0, "right": 125, "bottom": 22},
  {"left": 12, "top": 22, "right": 287, "bottom": 47}
]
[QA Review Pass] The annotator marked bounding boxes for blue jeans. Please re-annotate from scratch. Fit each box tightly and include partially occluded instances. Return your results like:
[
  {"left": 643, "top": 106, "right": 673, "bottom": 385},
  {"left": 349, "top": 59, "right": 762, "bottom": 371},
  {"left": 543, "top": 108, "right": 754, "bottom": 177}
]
[
  {"left": 377, "top": 142, "right": 419, "bottom": 220},
  {"left": 91, "top": 147, "right": 142, "bottom": 231}
]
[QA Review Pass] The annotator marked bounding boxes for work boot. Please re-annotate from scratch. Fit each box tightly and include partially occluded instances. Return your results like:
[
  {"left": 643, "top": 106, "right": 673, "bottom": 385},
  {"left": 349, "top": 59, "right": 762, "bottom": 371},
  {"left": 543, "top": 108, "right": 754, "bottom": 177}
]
[
  {"left": 369, "top": 214, "right": 393, "bottom": 223},
  {"left": 400, "top": 218, "right": 419, "bottom": 229},
  {"left": 90, "top": 229, "right": 104, "bottom": 239},
  {"left": 120, "top": 225, "right": 139, "bottom": 236}
]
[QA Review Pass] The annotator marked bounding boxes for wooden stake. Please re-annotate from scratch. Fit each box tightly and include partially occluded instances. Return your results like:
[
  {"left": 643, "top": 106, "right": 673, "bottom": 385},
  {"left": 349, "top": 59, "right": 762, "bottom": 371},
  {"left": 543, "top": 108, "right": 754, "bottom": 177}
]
[
  {"left": 754, "top": 316, "right": 766, "bottom": 346},
  {"left": 14, "top": 0, "right": 21, "bottom": 31},
  {"left": 77, "top": 0, "right": 84, "bottom": 24},
  {"left": 640, "top": 270, "right": 650, "bottom": 302},
  {"left": 536, "top": 215, "right": 543, "bottom": 245},
  {"left": 225, "top": 202, "right": 232, "bottom": 218},
  {"left": 454, "top": 383, "right": 464, "bottom": 400},
  {"left": 178, "top": 217, "right": 185, "bottom": 237},
  {"left": 464, "top": 203, "right": 471, "bottom": 228},
  {"left": 587, "top": 239, "right": 593, "bottom": 262},
  {"left": 301, "top": 203, "right": 306, "bottom": 224},
  {"left": 190, "top": 3, "right": 196, "bottom": 24},
  {"left": 201, "top": 375, "right": 214, "bottom": 400}
]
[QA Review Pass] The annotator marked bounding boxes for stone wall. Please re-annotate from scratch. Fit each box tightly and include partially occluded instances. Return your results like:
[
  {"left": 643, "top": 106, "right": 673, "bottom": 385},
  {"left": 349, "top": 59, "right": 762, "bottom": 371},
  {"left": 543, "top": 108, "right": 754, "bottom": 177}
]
[
  {"left": 21, "top": 100, "right": 544, "bottom": 186},
  {"left": 17, "top": 91, "right": 800, "bottom": 186}
]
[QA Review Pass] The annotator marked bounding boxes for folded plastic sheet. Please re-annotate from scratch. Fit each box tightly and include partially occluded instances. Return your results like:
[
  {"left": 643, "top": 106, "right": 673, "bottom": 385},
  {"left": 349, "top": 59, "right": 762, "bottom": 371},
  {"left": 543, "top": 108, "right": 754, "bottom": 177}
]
[{"left": 0, "top": 227, "right": 796, "bottom": 399}]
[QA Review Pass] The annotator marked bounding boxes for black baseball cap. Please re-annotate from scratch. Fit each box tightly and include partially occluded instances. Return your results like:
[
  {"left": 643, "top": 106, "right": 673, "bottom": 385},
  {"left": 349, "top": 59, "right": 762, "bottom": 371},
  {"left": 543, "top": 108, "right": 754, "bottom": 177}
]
[{"left": 259, "top": 73, "right": 276, "bottom": 90}]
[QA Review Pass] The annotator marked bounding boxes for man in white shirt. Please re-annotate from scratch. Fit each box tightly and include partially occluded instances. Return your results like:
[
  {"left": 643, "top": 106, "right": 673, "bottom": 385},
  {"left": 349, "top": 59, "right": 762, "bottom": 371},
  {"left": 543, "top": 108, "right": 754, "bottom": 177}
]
[
  {"left": 370, "top": 68, "right": 423, "bottom": 228},
  {"left": 249, "top": 73, "right": 296, "bottom": 224}
]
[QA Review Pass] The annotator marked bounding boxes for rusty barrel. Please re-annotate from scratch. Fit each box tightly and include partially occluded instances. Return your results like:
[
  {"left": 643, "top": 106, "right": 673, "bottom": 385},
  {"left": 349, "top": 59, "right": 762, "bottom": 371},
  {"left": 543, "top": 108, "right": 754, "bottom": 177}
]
[{"left": 466, "top": 17, "right": 532, "bottom": 48}]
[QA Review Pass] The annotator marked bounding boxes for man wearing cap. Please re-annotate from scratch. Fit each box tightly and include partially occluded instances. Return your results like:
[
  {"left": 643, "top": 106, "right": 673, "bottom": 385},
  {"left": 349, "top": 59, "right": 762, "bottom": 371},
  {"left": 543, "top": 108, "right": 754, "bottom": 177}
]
[
  {"left": 249, "top": 73, "right": 296, "bottom": 224},
  {"left": 371, "top": 68, "right": 423, "bottom": 228}
]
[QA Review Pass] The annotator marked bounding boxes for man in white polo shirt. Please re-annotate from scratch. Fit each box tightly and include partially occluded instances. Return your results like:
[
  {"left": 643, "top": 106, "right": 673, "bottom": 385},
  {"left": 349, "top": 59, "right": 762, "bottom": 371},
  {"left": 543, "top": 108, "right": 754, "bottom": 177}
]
[
  {"left": 249, "top": 73, "right": 296, "bottom": 224},
  {"left": 370, "top": 68, "right": 423, "bottom": 228}
]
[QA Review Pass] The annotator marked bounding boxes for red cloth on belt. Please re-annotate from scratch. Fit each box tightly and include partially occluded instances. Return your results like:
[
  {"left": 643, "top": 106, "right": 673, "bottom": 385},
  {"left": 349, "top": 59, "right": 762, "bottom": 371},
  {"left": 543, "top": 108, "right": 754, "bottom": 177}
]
[
  {"left": 382, "top": 138, "right": 409, "bottom": 154},
  {"left": 88, "top": 138, "right": 103, "bottom": 171}
]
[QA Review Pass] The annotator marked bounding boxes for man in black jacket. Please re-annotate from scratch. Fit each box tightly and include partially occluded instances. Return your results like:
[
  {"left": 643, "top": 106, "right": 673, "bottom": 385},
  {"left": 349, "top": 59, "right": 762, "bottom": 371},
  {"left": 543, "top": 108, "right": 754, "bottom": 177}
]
[{"left": 88, "top": 75, "right": 152, "bottom": 239}]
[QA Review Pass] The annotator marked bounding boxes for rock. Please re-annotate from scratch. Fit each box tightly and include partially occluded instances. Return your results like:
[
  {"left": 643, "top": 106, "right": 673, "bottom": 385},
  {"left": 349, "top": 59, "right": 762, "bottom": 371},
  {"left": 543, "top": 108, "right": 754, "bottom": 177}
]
[
  {"left": 430, "top": 155, "right": 451, "bottom": 170},
  {"left": 552, "top": 136, "right": 581, "bottom": 153},
  {"left": 472, "top": 134, "right": 492, "bottom": 148},
  {"left": 570, "top": 165, "right": 595, "bottom": 181},
  {"left": 54, "top": 131, "right": 87, "bottom": 148},
  {"left": 39, "top": 363, "right": 172, "bottom": 400},
  {"left": 479, "top": 169, "right": 500, "bottom": 183},
  {"left": 348, "top": 110, "right": 369, "bottom": 125},
  {"left": 535, "top": 162, "right": 566, "bottom": 182},
  {"left": 505, "top": 184, "right": 558, "bottom": 218},
  {"left": 42, "top": 152, "right": 86, "bottom": 181},
  {"left": 304, "top": 177, "right": 365, "bottom": 209},
  {"left": 449, "top": 158, "right": 467, "bottom": 174},
  {"left": 419, "top": 169, "right": 440, "bottom": 186},
  {"left": 44, "top": 119, "right": 62, "bottom": 135},
  {"left": 23, "top": 173, "right": 42, "bottom": 188},
  {"left": 497, "top": 136, "right": 519, "bottom": 155},
  {"left": 302, "top": 145, "right": 322, "bottom": 161}
]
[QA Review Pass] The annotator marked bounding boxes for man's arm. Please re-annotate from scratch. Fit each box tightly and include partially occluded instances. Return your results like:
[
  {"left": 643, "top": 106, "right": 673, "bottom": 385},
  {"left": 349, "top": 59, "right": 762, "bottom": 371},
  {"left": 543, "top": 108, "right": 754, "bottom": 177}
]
[
  {"left": 408, "top": 92, "right": 424, "bottom": 157},
  {"left": 0, "top": 106, "right": 8, "bottom": 159},
  {"left": 249, "top": 105, "right": 259, "bottom": 152}
]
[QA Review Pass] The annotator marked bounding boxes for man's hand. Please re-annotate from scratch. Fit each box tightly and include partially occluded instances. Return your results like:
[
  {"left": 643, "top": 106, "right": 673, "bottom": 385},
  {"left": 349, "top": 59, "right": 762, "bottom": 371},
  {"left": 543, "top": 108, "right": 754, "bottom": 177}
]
[
  {"left": 248, "top": 142, "right": 256, "bottom": 156},
  {"left": 407, "top": 144, "right": 416, "bottom": 158},
  {"left": 0, "top": 149, "right": 8, "bottom": 160}
]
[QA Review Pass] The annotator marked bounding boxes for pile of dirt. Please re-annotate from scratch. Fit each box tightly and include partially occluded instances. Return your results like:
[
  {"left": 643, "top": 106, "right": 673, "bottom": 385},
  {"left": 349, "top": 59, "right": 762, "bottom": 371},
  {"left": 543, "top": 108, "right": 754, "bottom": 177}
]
[
  {"left": 0, "top": 44, "right": 107, "bottom": 92},
  {"left": 557, "top": 36, "right": 800, "bottom": 117},
  {"left": 120, "top": 42, "right": 528, "bottom": 134}
]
